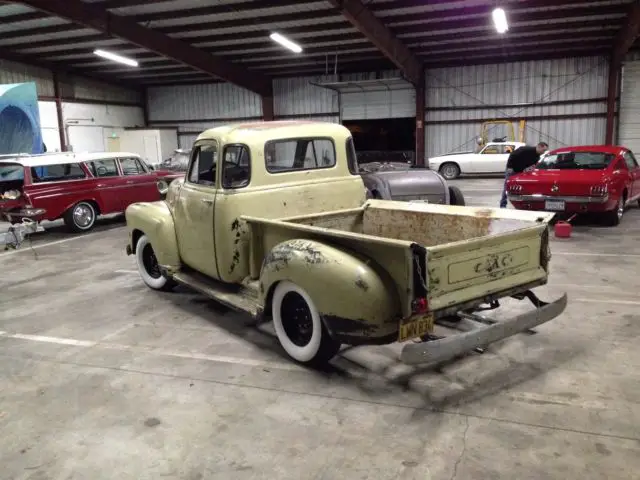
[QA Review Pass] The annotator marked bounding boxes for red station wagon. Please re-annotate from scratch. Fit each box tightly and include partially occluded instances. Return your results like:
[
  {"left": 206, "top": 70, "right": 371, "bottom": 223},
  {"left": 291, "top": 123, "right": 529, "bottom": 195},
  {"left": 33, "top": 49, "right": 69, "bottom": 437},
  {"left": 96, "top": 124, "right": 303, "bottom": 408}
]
[
  {"left": 0, "top": 152, "right": 183, "bottom": 232},
  {"left": 506, "top": 145, "right": 640, "bottom": 226}
]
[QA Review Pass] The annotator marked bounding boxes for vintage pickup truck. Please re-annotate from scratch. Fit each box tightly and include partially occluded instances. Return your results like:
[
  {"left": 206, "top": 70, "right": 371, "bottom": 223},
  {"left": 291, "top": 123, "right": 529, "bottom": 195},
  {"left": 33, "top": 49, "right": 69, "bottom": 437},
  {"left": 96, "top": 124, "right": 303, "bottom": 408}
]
[{"left": 125, "top": 121, "right": 567, "bottom": 366}]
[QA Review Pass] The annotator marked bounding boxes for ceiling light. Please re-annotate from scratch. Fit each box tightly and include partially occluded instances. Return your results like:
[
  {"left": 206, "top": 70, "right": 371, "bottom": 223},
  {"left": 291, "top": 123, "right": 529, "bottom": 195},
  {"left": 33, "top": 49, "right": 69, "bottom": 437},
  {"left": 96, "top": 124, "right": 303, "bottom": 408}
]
[
  {"left": 492, "top": 8, "right": 508, "bottom": 34},
  {"left": 93, "top": 49, "right": 139, "bottom": 67},
  {"left": 270, "top": 33, "right": 302, "bottom": 53}
]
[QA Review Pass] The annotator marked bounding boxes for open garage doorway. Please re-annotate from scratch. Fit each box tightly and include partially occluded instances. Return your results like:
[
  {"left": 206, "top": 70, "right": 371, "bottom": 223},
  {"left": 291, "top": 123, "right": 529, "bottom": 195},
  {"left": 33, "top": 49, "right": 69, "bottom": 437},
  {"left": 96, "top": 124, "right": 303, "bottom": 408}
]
[{"left": 343, "top": 118, "right": 416, "bottom": 164}]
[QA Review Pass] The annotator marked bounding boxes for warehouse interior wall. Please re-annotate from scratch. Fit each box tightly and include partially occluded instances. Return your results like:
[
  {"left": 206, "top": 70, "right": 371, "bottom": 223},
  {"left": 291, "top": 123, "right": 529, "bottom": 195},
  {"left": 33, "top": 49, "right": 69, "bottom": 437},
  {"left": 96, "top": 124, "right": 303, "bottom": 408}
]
[{"left": 0, "top": 59, "right": 144, "bottom": 154}]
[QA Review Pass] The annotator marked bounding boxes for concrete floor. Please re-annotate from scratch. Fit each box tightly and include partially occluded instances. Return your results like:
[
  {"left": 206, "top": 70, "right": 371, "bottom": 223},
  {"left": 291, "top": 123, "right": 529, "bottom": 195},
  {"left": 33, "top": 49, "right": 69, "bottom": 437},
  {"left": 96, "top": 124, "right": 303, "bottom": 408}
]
[{"left": 1, "top": 177, "right": 639, "bottom": 480}]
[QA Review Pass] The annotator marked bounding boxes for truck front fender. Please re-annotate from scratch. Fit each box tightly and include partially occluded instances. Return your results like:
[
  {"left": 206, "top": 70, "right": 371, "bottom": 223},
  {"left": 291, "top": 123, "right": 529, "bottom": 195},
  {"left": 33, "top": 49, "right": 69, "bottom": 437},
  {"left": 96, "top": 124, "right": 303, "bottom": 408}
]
[
  {"left": 125, "top": 201, "right": 181, "bottom": 273},
  {"left": 259, "top": 239, "right": 401, "bottom": 345}
]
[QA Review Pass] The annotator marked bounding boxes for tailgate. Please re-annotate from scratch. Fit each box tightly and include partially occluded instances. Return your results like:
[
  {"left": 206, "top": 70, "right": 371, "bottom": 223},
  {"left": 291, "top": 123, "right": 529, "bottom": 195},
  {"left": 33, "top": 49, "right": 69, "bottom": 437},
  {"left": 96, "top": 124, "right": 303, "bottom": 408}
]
[{"left": 425, "top": 223, "right": 550, "bottom": 311}]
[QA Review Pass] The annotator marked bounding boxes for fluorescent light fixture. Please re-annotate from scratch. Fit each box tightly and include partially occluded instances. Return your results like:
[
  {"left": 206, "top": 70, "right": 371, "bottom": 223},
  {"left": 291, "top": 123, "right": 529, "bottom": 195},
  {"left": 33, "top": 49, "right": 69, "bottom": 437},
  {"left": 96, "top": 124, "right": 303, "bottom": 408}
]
[
  {"left": 93, "top": 49, "right": 139, "bottom": 67},
  {"left": 270, "top": 32, "right": 302, "bottom": 53},
  {"left": 492, "top": 8, "right": 508, "bottom": 34}
]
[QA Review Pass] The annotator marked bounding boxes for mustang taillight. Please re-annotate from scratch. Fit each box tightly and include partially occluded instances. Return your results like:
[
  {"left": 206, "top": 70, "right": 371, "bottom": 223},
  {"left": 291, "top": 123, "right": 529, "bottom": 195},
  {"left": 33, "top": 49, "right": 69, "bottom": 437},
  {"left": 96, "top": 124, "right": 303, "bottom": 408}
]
[
  {"left": 412, "top": 297, "right": 428, "bottom": 314},
  {"left": 509, "top": 184, "right": 523, "bottom": 193},
  {"left": 590, "top": 185, "right": 607, "bottom": 196},
  {"left": 0, "top": 189, "right": 21, "bottom": 200}
]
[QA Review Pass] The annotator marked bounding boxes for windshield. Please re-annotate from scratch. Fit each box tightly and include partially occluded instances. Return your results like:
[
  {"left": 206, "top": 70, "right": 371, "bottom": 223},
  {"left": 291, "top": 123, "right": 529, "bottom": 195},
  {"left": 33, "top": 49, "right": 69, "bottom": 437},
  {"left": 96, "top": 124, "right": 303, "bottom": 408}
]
[
  {"left": 536, "top": 152, "right": 615, "bottom": 170},
  {"left": 0, "top": 163, "right": 24, "bottom": 181}
]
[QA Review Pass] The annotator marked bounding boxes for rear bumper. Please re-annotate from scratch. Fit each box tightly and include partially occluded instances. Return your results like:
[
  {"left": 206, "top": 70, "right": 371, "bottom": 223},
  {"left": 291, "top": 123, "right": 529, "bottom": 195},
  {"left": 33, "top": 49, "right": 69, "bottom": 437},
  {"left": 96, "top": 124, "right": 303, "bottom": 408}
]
[
  {"left": 508, "top": 194, "right": 608, "bottom": 203},
  {"left": 400, "top": 292, "right": 567, "bottom": 365}
]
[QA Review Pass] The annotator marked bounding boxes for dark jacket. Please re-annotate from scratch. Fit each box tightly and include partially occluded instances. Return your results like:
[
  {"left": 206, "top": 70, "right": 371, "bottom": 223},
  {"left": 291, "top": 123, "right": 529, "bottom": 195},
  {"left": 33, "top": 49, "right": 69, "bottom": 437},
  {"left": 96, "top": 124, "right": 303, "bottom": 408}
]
[{"left": 506, "top": 146, "right": 540, "bottom": 173}]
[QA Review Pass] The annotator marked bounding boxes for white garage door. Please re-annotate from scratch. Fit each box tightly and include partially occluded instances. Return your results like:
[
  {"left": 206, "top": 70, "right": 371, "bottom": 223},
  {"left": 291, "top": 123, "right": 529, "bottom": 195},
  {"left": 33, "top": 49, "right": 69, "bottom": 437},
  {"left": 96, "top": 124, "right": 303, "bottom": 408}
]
[
  {"left": 619, "top": 61, "right": 640, "bottom": 152},
  {"left": 311, "top": 78, "right": 415, "bottom": 120}
]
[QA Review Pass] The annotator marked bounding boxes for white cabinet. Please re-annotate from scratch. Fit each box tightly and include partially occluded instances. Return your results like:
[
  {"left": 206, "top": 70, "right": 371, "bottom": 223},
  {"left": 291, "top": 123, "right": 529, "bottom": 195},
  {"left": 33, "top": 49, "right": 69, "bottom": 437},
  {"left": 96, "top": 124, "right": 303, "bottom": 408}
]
[{"left": 119, "top": 128, "right": 178, "bottom": 168}]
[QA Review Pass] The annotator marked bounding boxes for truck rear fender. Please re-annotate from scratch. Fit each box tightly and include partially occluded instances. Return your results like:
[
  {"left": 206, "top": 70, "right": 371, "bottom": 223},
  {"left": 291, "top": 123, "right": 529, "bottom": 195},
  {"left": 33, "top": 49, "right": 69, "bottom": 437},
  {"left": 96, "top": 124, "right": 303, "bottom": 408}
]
[
  {"left": 125, "top": 201, "right": 181, "bottom": 271},
  {"left": 259, "top": 239, "right": 402, "bottom": 344}
]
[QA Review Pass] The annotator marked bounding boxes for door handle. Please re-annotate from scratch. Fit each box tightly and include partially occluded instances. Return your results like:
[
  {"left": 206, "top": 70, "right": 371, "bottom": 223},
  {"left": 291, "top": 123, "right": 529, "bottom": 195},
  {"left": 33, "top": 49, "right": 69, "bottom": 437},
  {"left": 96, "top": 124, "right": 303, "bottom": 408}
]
[{"left": 201, "top": 198, "right": 213, "bottom": 205}]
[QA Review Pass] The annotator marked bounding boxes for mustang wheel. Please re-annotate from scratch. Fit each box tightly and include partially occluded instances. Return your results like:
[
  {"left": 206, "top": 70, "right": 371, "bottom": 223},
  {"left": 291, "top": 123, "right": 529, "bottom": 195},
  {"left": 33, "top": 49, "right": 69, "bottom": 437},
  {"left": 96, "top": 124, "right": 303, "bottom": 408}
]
[
  {"left": 135, "top": 234, "right": 176, "bottom": 291},
  {"left": 64, "top": 201, "right": 96, "bottom": 232},
  {"left": 439, "top": 163, "right": 460, "bottom": 180},
  {"left": 272, "top": 281, "right": 340, "bottom": 365},
  {"left": 603, "top": 195, "right": 625, "bottom": 226}
]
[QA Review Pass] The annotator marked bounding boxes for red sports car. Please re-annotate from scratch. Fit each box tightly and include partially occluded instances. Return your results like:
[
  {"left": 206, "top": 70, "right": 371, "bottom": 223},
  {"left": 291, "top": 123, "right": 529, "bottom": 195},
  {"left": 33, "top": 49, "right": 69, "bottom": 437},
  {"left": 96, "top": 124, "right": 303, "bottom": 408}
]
[{"left": 506, "top": 145, "right": 640, "bottom": 226}]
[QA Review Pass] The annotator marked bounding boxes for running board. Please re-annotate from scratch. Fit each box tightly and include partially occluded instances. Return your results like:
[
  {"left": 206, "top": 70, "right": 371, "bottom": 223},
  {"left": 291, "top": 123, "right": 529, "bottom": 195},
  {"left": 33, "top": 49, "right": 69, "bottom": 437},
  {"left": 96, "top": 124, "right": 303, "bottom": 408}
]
[{"left": 172, "top": 271, "right": 259, "bottom": 317}]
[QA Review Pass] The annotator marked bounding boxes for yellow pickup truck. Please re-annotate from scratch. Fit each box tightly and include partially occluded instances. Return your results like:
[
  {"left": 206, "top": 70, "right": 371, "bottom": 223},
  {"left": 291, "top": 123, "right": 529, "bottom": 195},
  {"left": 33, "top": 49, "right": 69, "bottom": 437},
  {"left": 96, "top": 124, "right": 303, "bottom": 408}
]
[{"left": 125, "top": 121, "right": 566, "bottom": 366}]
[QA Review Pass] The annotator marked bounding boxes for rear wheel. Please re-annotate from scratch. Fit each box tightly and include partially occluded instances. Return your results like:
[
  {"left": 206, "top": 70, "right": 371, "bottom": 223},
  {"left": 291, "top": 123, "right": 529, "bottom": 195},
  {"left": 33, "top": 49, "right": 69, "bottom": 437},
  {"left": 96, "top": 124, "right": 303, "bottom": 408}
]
[
  {"left": 603, "top": 195, "right": 625, "bottom": 226},
  {"left": 272, "top": 281, "right": 340, "bottom": 365},
  {"left": 439, "top": 163, "right": 460, "bottom": 180},
  {"left": 64, "top": 201, "right": 96, "bottom": 232},
  {"left": 135, "top": 234, "right": 176, "bottom": 291},
  {"left": 448, "top": 185, "right": 465, "bottom": 206}
]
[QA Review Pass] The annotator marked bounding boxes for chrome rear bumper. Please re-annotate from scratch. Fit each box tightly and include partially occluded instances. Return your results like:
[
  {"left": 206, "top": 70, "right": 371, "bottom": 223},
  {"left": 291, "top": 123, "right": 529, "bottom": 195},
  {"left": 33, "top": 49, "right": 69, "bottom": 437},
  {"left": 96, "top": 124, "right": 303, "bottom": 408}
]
[
  {"left": 508, "top": 194, "right": 608, "bottom": 203},
  {"left": 400, "top": 293, "right": 568, "bottom": 365}
]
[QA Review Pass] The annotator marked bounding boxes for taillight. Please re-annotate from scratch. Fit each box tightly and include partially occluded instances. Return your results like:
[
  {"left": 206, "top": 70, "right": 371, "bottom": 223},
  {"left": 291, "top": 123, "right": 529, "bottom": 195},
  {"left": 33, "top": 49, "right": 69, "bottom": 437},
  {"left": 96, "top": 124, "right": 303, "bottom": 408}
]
[
  {"left": 509, "top": 184, "right": 523, "bottom": 193},
  {"left": 590, "top": 185, "right": 607, "bottom": 196},
  {"left": 412, "top": 297, "right": 428, "bottom": 314}
]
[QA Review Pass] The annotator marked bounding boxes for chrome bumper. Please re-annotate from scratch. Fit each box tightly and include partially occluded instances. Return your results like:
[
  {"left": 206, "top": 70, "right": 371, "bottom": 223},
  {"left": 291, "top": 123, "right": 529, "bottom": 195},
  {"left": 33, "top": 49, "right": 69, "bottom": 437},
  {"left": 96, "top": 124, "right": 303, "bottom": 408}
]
[
  {"left": 400, "top": 293, "right": 568, "bottom": 365},
  {"left": 508, "top": 194, "right": 608, "bottom": 204}
]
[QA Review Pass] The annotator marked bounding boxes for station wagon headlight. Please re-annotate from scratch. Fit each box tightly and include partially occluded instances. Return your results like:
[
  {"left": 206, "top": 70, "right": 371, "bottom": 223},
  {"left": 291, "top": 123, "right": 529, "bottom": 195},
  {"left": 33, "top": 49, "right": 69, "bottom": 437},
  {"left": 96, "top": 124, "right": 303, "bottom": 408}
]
[
  {"left": 0, "top": 189, "right": 21, "bottom": 200},
  {"left": 590, "top": 185, "right": 607, "bottom": 196}
]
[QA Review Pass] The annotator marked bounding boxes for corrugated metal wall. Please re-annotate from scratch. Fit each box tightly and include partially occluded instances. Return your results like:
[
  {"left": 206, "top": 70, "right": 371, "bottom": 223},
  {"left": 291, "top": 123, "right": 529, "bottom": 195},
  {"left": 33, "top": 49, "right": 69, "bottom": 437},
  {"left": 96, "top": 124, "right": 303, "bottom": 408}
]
[
  {"left": 0, "top": 58, "right": 54, "bottom": 96},
  {"left": 425, "top": 56, "right": 609, "bottom": 158},
  {"left": 1, "top": 59, "right": 144, "bottom": 152},
  {"left": 273, "top": 75, "right": 338, "bottom": 117}
]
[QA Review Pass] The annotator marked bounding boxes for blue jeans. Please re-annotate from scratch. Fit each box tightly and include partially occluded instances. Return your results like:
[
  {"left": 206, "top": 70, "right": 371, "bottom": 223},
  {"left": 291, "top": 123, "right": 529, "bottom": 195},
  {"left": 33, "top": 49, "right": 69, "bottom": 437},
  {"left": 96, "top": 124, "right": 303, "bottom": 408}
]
[{"left": 500, "top": 170, "right": 513, "bottom": 208}]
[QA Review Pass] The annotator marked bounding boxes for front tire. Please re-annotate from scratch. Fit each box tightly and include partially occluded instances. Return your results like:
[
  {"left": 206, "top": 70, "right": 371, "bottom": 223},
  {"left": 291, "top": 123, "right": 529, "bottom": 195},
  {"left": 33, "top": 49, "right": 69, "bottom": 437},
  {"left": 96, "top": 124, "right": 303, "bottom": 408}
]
[
  {"left": 272, "top": 281, "right": 340, "bottom": 365},
  {"left": 135, "top": 234, "right": 176, "bottom": 291},
  {"left": 439, "top": 162, "right": 460, "bottom": 180},
  {"left": 64, "top": 201, "right": 96, "bottom": 232}
]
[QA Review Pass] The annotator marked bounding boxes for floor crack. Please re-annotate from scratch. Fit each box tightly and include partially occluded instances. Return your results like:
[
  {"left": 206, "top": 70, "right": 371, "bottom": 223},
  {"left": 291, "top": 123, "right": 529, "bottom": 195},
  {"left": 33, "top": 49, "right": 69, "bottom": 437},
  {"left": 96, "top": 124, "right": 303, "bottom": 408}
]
[{"left": 451, "top": 415, "right": 471, "bottom": 480}]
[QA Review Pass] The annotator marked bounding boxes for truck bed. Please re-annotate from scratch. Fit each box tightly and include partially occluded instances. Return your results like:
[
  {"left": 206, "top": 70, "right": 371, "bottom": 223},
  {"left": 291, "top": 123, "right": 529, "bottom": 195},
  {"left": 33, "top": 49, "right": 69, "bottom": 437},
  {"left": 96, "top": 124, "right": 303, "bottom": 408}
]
[{"left": 243, "top": 200, "right": 554, "bottom": 317}]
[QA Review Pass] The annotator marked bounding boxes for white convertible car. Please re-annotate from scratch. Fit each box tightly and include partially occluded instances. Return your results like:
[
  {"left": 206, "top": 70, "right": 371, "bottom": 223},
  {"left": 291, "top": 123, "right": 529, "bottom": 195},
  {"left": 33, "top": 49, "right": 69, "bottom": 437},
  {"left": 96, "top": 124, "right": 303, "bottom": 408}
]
[{"left": 428, "top": 142, "right": 526, "bottom": 179}]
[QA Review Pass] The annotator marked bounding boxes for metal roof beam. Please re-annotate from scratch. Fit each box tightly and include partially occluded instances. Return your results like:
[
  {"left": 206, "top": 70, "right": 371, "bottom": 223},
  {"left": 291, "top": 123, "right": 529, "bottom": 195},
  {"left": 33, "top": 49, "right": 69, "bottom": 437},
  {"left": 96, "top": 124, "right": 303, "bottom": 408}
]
[
  {"left": 326, "top": 0, "right": 423, "bottom": 85},
  {"left": 15, "top": 0, "right": 272, "bottom": 96},
  {"left": 612, "top": 0, "right": 640, "bottom": 65}
]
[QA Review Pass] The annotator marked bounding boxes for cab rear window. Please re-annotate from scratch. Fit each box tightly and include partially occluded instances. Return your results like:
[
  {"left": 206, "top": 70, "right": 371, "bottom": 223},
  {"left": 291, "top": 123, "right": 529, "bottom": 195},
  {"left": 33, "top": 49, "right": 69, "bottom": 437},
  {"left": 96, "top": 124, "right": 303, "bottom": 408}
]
[{"left": 31, "top": 163, "right": 86, "bottom": 183}]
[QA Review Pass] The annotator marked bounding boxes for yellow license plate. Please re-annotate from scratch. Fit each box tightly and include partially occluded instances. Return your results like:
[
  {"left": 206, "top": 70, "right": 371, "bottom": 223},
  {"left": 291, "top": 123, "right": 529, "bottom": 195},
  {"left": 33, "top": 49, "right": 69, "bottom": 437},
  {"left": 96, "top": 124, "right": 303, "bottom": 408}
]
[{"left": 398, "top": 314, "right": 434, "bottom": 342}]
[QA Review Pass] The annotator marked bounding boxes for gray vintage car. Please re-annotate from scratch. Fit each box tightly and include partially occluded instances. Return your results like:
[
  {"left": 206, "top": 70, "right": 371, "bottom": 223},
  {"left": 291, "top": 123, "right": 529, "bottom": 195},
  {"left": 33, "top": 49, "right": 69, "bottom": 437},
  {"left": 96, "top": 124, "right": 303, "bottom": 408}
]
[{"left": 359, "top": 159, "right": 465, "bottom": 206}]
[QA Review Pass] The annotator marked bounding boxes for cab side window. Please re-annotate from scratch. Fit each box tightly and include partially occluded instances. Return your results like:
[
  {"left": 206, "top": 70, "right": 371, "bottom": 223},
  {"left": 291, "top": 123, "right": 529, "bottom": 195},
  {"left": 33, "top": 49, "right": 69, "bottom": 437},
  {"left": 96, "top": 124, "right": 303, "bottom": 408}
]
[
  {"left": 222, "top": 144, "right": 250, "bottom": 189},
  {"left": 623, "top": 151, "right": 639, "bottom": 169},
  {"left": 188, "top": 143, "right": 218, "bottom": 186}
]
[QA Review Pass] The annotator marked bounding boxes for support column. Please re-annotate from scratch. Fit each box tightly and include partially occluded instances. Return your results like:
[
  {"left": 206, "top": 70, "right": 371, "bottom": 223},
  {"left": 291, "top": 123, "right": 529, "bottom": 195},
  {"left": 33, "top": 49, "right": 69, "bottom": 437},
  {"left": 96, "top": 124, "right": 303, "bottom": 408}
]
[
  {"left": 53, "top": 71, "right": 66, "bottom": 151},
  {"left": 606, "top": 58, "right": 620, "bottom": 145},
  {"left": 415, "top": 69, "right": 426, "bottom": 166},
  {"left": 262, "top": 95, "right": 274, "bottom": 121},
  {"left": 142, "top": 87, "right": 150, "bottom": 126}
]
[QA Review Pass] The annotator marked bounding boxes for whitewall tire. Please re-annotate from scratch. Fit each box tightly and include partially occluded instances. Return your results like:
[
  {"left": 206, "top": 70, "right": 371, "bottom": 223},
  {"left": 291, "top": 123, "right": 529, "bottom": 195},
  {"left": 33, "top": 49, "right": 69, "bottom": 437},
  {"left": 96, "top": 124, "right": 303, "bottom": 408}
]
[
  {"left": 272, "top": 281, "right": 340, "bottom": 365},
  {"left": 64, "top": 201, "right": 96, "bottom": 232},
  {"left": 135, "top": 235, "right": 175, "bottom": 291}
]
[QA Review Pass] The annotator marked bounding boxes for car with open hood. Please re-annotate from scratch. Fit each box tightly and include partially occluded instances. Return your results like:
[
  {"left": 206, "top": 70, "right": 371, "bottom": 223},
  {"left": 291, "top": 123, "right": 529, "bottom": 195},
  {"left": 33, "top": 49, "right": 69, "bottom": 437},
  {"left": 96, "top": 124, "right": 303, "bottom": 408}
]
[{"left": 0, "top": 151, "right": 183, "bottom": 232}]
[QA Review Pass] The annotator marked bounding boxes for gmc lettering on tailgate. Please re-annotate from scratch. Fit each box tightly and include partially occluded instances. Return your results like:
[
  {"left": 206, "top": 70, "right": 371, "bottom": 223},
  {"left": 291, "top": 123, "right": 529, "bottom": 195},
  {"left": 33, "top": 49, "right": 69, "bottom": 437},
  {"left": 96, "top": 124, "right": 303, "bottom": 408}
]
[{"left": 447, "top": 246, "right": 531, "bottom": 284}]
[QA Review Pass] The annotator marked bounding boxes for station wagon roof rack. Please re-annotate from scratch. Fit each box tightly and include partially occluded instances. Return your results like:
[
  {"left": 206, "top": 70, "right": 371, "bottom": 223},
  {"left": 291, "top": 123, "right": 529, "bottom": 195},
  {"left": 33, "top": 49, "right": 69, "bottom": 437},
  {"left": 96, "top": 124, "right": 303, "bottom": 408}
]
[{"left": 0, "top": 151, "right": 141, "bottom": 167}]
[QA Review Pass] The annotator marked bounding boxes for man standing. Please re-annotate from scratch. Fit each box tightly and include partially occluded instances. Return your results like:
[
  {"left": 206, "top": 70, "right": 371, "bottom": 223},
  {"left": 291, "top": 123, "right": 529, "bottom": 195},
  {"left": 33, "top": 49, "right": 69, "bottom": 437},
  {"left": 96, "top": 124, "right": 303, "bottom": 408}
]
[{"left": 500, "top": 141, "right": 548, "bottom": 208}]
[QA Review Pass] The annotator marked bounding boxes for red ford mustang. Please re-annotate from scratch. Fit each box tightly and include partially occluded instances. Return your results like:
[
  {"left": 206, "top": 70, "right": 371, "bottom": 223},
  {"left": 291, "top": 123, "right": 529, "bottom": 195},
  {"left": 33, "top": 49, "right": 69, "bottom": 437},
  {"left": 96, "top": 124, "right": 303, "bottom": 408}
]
[{"left": 506, "top": 145, "right": 640, "bottom": 226}]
